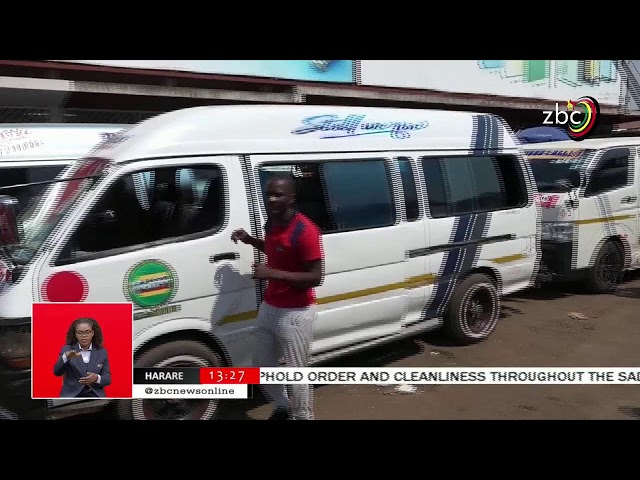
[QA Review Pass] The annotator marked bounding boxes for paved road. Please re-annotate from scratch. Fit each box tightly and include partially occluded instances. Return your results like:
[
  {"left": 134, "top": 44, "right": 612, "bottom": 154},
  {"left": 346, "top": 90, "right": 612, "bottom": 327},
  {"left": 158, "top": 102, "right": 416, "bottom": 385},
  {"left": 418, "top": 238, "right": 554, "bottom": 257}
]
[{"left": 68, "top": 271, "right": 640, "bottom": 421}]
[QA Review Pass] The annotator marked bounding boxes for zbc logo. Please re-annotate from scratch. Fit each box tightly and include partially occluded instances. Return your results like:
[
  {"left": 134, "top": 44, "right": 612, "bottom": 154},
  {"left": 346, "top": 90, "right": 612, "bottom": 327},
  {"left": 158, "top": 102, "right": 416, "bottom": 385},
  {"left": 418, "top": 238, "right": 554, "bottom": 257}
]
[{"left": 542, "top": 96, "right": 600, "bottom": 141}]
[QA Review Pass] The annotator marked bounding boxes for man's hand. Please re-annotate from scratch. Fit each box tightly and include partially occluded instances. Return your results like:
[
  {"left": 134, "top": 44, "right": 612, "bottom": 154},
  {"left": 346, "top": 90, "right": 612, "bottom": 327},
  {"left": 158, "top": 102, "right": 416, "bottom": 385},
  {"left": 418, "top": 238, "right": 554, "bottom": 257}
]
[
  {"left": 79, "top": 373, "right": 98, "bottom": 385},
  {"left": 231, "top": 229, "right": 252, "bottom": 244},
  {"left": 253, "top": 263, "right": 275, "bottom": 280},
  {"left": 65, "top": 350, "right": 81, "bottom": 359}
]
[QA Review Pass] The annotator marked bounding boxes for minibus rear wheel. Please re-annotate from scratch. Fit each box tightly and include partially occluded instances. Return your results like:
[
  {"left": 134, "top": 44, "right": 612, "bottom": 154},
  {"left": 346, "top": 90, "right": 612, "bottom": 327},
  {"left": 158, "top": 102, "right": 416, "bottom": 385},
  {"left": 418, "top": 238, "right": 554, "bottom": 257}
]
[
  {"left": 444, "top": 273, "right": 501, "bottom": 345},
  {"left": 115, "top": 340, "right": 225, "bottom": 421}
]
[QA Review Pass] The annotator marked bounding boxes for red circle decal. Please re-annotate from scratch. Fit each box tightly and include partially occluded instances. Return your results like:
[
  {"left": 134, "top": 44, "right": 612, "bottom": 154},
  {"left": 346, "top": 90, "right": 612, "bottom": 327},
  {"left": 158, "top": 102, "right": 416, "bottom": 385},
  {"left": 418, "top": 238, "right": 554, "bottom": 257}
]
[{"left": 41, "top": 271, "right": 89, "bottom": 302}]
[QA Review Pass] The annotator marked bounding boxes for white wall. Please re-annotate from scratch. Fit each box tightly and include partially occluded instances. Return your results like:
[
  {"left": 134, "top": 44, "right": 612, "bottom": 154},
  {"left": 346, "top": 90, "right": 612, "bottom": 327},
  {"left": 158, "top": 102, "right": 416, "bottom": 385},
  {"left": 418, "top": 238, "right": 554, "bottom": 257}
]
[{"left": 360, "top": 60, "right": 624, "bottom": 107}]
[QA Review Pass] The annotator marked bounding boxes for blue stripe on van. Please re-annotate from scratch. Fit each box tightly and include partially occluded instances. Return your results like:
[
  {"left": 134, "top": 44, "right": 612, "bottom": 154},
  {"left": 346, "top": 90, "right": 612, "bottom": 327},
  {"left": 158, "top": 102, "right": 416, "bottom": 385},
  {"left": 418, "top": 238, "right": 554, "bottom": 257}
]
[
  {"left": 421, "top": 113, "right": 498, "bottom": 320},
  {"left": 472, "top": 114, "right": 500, "bottom": 153},
  {"left": 423, "top": 212, "right": 491, "bottom": 318}
]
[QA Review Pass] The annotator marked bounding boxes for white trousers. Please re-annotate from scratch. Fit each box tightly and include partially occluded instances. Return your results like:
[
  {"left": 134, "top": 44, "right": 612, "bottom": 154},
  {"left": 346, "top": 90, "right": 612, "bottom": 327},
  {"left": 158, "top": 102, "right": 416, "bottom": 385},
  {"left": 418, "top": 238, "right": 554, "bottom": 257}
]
[{"left": 252, "top": 301, "right": 317, "bottom": 420}]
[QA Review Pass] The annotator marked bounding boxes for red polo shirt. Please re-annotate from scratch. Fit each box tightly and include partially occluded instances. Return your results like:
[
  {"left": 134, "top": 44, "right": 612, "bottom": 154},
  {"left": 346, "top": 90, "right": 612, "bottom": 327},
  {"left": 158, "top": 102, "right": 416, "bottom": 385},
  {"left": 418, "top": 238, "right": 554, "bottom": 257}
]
[{"left": 263, "top": 211, "right": 323, "bottom": 308}]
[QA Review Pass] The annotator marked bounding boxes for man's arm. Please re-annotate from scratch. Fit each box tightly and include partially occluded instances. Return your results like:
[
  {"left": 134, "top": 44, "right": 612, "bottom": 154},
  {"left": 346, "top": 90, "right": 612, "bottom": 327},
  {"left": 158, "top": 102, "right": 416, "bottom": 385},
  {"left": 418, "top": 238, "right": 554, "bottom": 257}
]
[
  {"left": 231, "top": 228, "right": 265, "bottom": 253},
  {"left": 247, "top": 236, "right": 265, "bottom": 254}
]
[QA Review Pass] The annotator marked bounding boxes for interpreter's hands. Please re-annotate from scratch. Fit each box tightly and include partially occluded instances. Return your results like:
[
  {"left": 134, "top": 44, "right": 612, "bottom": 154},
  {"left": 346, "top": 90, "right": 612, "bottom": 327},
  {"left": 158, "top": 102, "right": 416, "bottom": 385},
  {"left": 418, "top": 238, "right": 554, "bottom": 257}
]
[
  {"left": 65, "top": 350, "right": 81, "bottom": 359},
  {"left": 80, "top": 373, "right": 98, "bottom": 385}
]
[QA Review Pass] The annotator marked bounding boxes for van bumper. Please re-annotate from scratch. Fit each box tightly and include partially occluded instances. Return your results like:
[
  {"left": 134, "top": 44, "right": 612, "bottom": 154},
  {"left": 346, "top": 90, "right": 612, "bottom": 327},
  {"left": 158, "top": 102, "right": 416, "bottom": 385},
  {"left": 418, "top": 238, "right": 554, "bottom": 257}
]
[
  {"left": 0, "top": 366, "right": 48, "bottom": 420},
  {"left": 538, "top": 241, "right": 583, "bottom": 282},
  {"left": 0, "top": 317, "right": 48, "bottom": 419}
]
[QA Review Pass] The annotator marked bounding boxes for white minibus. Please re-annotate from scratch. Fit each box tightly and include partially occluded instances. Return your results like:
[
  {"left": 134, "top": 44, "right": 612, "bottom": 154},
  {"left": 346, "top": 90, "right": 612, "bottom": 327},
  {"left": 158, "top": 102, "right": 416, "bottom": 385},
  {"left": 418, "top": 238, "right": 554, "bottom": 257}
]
[
  {"left": 0, "top": 105, "right": 540, "bottom": 420},
  {"left": 524, "top": 137, "right": 640, "bottom": 292}
]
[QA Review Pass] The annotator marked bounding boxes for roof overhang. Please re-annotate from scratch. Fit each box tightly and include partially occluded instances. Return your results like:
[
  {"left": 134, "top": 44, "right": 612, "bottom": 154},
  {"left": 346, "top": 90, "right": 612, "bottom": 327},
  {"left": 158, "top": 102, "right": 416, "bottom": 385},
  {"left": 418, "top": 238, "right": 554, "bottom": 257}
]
[{"left": 0, "top": 75, "right": 298, "bottom": 110}]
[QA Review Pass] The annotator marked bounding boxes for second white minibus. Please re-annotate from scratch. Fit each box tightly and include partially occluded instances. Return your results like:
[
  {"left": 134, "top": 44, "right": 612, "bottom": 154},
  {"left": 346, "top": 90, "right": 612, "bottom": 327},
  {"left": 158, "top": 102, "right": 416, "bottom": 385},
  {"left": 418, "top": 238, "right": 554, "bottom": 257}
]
[{"left": 0, "top": 124, "right": 127, "bottom": 213}]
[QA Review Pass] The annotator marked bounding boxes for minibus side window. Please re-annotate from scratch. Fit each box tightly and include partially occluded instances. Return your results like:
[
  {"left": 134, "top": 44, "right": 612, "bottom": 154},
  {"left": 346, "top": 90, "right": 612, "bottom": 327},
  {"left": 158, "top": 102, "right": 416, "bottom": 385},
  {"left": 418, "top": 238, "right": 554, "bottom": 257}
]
[
  {"left": 259, "top": 164, "right": 335, "bottom": 232},
  {"left": 58, "top": 165, "right": 224, "bottom": 261},
  {"left": 421, "top": 155, "right": 526, "bottom": 218},
  {"left": 396, "top": 157, "right": 420, "bottom": 222},
  {"left": 257, "top": 158, "right": 396, "bottom": 234},
  {"left": 585, "top": 149, "right": 630, "bottom": 197},
  {"left": 322, "top": 160, "right": 395, "bottom": 231}
]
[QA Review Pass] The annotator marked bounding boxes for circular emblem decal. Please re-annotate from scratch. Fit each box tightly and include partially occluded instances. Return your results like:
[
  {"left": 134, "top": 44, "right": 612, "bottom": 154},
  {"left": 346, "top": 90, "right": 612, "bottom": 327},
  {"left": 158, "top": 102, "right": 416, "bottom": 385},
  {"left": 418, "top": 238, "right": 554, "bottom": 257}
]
[
  {"left": 124, "top": 260, "right": 178, "bottom": 308},
  {"left": 41, "top": 271, "right": 89, "bottom": 302}
]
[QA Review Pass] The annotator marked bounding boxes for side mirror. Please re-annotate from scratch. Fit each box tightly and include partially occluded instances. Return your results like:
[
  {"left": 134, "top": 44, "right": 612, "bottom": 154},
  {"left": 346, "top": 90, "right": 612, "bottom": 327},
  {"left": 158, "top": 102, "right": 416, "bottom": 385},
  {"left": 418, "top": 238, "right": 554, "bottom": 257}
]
[{"left": 0, "top": 195, "right": 21, "bottom": 245}]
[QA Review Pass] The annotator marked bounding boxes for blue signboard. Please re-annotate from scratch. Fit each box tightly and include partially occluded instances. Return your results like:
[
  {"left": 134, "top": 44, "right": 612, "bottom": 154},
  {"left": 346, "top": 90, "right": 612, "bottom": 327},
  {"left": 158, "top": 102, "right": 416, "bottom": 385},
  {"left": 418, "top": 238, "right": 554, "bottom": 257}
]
[{"left": 53, "top": 60, "right": 356, "bottom": 84}]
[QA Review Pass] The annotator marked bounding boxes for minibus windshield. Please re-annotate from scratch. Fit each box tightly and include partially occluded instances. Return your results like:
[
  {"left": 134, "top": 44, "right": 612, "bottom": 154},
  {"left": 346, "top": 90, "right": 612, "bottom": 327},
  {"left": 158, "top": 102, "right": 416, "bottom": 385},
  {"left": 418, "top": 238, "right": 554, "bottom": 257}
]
[
  {"left": 0, "top": 157, "right": 111, "bottom": 265},
  {"left": 527, "top": 149, "right": 589, "bottom": 192}
]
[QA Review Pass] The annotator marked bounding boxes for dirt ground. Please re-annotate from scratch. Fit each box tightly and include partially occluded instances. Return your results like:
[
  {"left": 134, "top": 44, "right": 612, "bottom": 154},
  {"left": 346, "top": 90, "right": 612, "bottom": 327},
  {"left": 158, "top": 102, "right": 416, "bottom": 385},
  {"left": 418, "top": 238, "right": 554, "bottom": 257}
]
[
  {"left": 69, "top": 271, "right": 640, "bottom": 421},
  {"left": 224, "top": 270, "right": 640, "bottom": 421}
]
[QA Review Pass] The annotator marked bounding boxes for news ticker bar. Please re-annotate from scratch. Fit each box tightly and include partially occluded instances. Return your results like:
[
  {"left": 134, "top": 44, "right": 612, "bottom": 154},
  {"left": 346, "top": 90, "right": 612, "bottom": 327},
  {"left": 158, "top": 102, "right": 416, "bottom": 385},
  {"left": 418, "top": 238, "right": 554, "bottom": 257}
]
[{"left": 135, "top": 367, "right": 640, "bottom": 386}]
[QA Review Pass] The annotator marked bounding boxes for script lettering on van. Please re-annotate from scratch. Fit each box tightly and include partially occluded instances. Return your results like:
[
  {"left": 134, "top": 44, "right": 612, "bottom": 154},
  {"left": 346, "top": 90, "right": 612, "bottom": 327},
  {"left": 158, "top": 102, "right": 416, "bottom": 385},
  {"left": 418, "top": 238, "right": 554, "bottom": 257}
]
[
  {"left": 291, "top": 114, "right": 429, "bottom": 140},
  {"left": 95, "top": 131, "right": 131, "bottom": 151},
  {"left": 99, "top": 132, "right": 118, "bottom": 141},
  {"left": 0, "top": 128, "right": 29, "bottom": 144},
  {"left": 0, "top": 129, "right": 43, "bottom": 157},
  {"left": 526, "top": 150, "right": 584, "bottom": 160}
]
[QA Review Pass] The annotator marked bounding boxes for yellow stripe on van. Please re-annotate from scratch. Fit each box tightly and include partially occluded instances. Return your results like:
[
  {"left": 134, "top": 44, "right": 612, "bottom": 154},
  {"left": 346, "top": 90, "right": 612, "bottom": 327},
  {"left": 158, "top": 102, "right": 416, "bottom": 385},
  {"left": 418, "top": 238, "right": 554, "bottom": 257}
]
[
  {"left": 219, "top": 310, "right": 258, "bottom": 325},
  {"left": 136, "top": 272, "right": 171, "bottom": 282},
  {"left": 138, "top": 288, "right": 171, "bottom": 297},
  {"left": 574, "top": 215, "right": 634, "bottom": 225},
  {"left": 489, "top": 254, "right": 526, "bottom": 264},
  {"left": 218, "top": 274, "right": 437, "bottom": 325},
  {"left": 404, "top": 273, "right": 437, "bottom": 288}
]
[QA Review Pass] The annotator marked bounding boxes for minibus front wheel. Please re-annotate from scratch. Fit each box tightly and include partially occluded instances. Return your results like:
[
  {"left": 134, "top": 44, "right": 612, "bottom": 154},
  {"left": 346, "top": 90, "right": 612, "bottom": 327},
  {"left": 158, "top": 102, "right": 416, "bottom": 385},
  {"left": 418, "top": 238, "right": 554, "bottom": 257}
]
[
  {"left": 116, "top": 340, "right": 225, "bottom": 421},
  {"left": 587, "top": 239, "right": 624, "bottom": 293},
  {"left": 444, "top": 273, "right": 501, "bottom": 345}
]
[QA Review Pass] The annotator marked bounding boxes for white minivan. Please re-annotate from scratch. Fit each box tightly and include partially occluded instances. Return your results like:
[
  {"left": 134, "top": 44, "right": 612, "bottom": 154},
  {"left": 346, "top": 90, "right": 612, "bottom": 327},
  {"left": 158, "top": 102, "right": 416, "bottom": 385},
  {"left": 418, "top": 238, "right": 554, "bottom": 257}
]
[
  {"left": 524, "top": 137, "right": 640, "bottom": 292},
  {"left": 0, "top": 124, "right": 127, "bottom": 214},
  {"left": 0, "top": 105, "right": 541, "bottom": 420}
]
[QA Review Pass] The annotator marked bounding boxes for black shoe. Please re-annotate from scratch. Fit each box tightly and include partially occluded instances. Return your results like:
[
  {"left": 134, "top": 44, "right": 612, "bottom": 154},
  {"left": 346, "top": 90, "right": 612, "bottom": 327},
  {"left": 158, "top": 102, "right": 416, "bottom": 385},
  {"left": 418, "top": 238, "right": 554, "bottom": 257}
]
[{"left": 268, "top": 407, "right": 291, "bottom": 420}]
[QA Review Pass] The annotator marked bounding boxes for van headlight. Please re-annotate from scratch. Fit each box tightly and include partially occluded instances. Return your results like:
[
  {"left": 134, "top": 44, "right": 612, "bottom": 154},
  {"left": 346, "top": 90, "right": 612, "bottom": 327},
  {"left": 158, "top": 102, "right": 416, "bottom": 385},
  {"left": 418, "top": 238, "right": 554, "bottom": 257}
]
[{"left": 541, "top": 222, "right": 574, "bottom": 242}]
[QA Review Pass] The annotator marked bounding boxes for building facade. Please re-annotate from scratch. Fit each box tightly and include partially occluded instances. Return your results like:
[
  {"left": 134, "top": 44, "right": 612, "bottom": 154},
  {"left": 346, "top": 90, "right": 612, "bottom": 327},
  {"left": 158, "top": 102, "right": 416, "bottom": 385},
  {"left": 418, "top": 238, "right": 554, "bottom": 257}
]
[{"left": 0, "top": 60, "right": 637, "bottom": 134}]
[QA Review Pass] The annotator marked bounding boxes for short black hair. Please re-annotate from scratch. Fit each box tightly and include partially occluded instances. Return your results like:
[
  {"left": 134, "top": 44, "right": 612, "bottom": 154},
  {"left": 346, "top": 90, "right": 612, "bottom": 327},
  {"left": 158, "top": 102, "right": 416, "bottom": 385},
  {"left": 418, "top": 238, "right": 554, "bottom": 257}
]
[{"left": 267, "top": 173, "right": 296, "bottom": 194}]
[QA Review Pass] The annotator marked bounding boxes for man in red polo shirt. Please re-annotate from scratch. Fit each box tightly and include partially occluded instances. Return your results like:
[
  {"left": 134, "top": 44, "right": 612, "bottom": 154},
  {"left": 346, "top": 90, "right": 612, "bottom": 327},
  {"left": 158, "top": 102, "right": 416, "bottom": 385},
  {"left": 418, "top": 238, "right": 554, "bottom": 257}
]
[{"left": 231, "top": 173, "right": 324, "bottom": 420}]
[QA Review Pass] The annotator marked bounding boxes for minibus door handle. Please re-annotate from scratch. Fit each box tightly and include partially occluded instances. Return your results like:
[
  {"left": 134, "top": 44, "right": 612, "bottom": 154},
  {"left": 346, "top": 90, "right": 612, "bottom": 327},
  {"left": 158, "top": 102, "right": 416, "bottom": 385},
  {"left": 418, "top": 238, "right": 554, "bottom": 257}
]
[{"left": 210, "top": 252, "right": 240, "bottom": 263}]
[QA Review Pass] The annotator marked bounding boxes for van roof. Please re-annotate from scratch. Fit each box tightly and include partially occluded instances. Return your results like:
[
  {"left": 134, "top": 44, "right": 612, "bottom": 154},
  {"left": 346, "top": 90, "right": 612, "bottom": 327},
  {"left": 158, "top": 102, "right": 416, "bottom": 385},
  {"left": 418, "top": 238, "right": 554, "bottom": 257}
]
[
  {"left": 89, "top": 105, "right": 521, "bottom": 163},
  {"left": 522, "top": 136, "right": 640, "bottom": 152},
  {"left": 0, "top": 124, "right": 127, "bottom": 164}
]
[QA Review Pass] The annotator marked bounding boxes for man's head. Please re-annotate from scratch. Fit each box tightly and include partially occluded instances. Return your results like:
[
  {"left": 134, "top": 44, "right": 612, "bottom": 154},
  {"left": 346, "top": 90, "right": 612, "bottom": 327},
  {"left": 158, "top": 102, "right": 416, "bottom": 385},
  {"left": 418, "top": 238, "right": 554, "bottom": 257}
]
[
  {"left": 66, "top": 317, "right": 103, "bottom": 348},
  {"left": 265, "top": 174, "right": 296, "bottom": 222}
]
